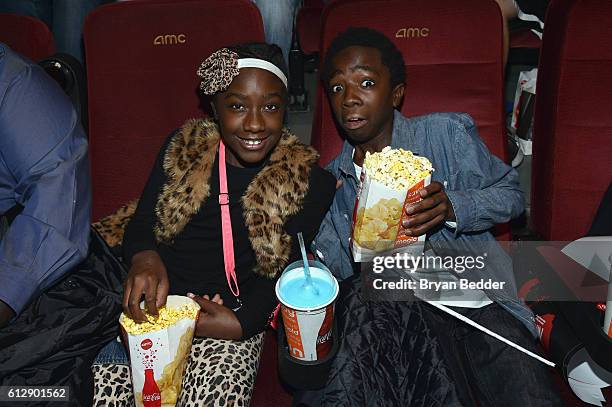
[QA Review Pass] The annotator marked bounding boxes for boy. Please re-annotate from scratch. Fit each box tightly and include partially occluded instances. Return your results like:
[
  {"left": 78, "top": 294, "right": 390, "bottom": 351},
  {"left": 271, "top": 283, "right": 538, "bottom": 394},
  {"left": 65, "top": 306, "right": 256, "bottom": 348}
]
[{"left": 312, "top": 27, "right": 561, "bottom": 406}]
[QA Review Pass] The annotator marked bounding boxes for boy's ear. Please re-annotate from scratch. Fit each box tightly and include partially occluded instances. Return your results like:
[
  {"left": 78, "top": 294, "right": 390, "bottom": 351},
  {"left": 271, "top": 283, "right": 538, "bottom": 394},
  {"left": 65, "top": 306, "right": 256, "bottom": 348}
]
[{"left": 392, "top": 84, "right": 405, "bottom": 108}]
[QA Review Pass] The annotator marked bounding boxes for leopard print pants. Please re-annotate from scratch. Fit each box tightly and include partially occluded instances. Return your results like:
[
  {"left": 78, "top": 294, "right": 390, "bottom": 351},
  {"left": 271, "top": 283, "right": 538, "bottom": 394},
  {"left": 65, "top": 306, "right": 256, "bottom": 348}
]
[{"left": 92, "top": 333, "right": 265, "bottom": 407}]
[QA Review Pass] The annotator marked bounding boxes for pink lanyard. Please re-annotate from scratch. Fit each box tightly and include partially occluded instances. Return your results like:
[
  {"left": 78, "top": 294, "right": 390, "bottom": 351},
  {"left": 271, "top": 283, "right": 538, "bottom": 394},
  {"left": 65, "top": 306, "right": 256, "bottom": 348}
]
[{"left": 218, "top": 141, "right": 240, "bottom": 299}]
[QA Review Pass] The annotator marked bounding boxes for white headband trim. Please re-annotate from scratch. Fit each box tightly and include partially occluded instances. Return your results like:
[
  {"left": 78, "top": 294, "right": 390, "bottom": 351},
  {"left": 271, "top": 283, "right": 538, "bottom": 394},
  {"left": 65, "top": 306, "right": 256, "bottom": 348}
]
[{"left": 237, "top": 58, "right": 288, "bottom": 88}]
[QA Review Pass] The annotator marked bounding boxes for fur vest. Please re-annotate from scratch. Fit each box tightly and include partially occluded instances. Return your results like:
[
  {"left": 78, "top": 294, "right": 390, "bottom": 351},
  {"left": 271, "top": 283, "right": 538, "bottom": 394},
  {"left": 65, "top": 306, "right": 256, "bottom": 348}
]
[{"left": 149, "top": 118, "right": 318, "bottom": 278}]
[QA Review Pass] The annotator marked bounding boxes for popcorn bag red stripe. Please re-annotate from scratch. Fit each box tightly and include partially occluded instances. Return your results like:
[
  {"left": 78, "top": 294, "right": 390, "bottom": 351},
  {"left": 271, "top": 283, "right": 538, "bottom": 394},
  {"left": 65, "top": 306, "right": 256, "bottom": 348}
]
[{"left": 395, "top": 177, "right": 427, "bottom": 247}]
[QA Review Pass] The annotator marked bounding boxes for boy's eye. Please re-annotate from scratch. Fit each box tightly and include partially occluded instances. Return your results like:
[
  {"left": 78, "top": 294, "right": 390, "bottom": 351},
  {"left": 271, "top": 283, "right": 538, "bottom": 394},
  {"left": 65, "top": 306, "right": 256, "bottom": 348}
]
[
  {"left": 230, "top": 103, "right": 245, "bottom": 111},
  {"left": 264, "top": 104, "right": 279, "bottom": 112},
  {"left": 330, "top": 84, "right": 343, "bottom": 93},
  {"left": 361, "top": 79, "right": 375, "bottom": 88}
]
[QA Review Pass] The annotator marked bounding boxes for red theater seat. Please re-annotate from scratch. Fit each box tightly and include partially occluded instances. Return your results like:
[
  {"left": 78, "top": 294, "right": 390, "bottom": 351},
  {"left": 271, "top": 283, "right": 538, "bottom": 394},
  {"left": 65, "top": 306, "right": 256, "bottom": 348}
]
[
  {"left": 311, "top": 0, "right": 506, "bottom": 167},
  {"left": 510, "top": 27, "right": 542, "bottom": 49},
  {"left": 508, "top": 27, "right": 542, "bottom": 66},
  {"left": 531, "top": 0, "right": 612, "bottom": 241},
  {"left": 295, "top": 0, "right": 324, "bottom": 56},
  {"left": 0, "top": 13, "right": 55, "bottom": 61},
  {"left": 83, "top": 0, "right": 264, "bottom": 220}
]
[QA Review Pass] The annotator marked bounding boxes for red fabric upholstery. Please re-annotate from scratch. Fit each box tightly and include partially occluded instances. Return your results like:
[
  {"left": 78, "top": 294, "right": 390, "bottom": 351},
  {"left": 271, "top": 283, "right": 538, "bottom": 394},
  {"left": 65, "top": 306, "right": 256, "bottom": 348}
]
[
  {"left": 0, "top": 13, "right": 55, "bottom": 61},
  {"left": 84, "top": 0, "right": 264, "bottom": 220},
  {"left": 531, "top": 0, "right": 612, "bottom": 241},
  {"left": 510, "top": 27, "right": 542, "bottom": 49},
  {"left": 311, "top": 0, "right": 506, "bottom": 167},
  {"left": 296, "top": 1, "right": 324, "bottom": 55}
]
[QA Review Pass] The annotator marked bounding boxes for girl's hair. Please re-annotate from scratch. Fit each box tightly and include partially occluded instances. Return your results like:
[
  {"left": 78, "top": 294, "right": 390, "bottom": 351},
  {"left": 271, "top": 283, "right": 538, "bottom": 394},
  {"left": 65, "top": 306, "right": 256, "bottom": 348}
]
[
  {"left": 227, "top": 42, "right": 289, "bottom": 82},
  {"left": 322, "top": 27, "right": 405, "bottom": 88}
]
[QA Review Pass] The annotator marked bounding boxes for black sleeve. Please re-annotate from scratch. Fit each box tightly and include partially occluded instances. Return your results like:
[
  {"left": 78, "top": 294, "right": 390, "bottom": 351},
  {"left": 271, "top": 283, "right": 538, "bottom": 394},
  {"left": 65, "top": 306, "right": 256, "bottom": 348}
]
[
  {"left": 285, "top": 165, "right": 337, "bottom": 261},
  {"left": 233, "top": 165, "right": 336, "bottom": 339},
  {"left": 122, "top": 133, "right": 175, "bottom": 265},
  {"left": 233, "top": 274, "right": 279, "bottom": 339}
]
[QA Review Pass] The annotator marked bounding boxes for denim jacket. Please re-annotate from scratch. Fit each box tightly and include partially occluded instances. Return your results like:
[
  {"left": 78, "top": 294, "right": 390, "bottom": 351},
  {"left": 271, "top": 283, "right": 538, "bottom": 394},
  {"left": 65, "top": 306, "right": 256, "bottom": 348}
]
[{"left": 313, "top": 111, "right": 537, "bottom": 335}]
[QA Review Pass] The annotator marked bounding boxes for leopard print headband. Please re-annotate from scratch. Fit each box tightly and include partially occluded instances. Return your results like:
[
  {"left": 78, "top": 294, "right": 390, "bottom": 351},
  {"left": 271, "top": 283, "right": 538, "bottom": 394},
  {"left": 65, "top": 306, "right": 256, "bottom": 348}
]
[{"left": 197, "top": 48, "right": 288, "bottom": 95}]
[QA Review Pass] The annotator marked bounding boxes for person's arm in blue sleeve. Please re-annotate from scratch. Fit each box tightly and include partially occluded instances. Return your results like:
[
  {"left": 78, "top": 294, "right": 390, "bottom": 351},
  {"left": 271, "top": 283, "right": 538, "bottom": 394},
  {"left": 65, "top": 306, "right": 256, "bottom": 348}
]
[
  {"left": 445, "top": 114, "right": 524, "bottom": 234},
  {"left": 0, "top": 59, "right": 91, "bottom": 323}
]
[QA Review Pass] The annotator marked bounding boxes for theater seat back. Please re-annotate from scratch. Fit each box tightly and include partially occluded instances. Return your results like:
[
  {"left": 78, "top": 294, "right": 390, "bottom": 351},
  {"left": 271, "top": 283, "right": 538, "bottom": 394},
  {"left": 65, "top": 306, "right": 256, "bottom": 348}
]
[
  {"left": 531, "top": 0, "right": 612, "bottom": 240},
  {"left": 311, "top": 0, "right": 505, "bottom": 166},
  {"left": 84, "top": 0, "right": 264, "bottom": 220},
  {"left": 0, "top": 13, "right": 55, "bottom": 61}
]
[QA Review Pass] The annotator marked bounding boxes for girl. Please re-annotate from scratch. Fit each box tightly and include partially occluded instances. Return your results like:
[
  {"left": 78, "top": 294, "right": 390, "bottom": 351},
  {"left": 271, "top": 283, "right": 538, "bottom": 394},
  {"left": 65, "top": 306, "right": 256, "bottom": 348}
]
[{"left": 93, "top": 42, "right": 336, "bottom": 406}]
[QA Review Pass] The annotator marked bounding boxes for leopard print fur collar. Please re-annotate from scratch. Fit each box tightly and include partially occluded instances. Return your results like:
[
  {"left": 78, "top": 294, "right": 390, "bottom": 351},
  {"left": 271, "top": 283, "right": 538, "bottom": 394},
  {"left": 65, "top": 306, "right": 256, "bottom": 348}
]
[{"left": 154, "top": 118, "right": 318, "bottom": 278}]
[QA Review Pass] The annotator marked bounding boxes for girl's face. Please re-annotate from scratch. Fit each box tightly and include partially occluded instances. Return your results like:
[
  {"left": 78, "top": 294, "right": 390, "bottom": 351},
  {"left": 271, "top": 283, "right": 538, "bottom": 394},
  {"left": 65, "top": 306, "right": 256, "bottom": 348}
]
[{"left": 213, "top": 68, "right": 287, "bottom": 167}]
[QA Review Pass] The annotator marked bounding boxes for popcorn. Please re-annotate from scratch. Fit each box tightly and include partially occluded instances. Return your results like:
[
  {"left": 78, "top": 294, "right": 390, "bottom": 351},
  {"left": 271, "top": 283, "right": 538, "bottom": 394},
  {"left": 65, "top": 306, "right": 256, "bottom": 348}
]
[
  {"left": 119, "top": 296, "right": 200, "bottom": 407},
  {"left": 121, "top": 303, "right": 200, "bottom": 335},
  {"left": 351, "top": 147, "right": 433, "bottom": 261},
  {"left": 363, "top": 147, "right": 433, "bottom": 191},
  {"left": 354, "top": 198, "right": 403, "bottom": 251}
]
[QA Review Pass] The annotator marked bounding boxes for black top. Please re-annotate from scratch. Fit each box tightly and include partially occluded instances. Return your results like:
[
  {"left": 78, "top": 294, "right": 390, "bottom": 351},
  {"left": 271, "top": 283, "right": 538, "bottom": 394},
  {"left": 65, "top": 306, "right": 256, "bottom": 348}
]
[{"left": 123, "top": 135, "right": 336, "bottom": 338}]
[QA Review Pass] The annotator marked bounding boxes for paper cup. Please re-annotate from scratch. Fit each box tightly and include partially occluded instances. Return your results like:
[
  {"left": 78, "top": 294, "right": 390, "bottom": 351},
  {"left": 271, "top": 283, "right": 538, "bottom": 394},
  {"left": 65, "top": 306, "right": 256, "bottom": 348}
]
[
  {"left": 351, "top": 171, "right": 432, "bottom": 262},
  {"left": 275, "top": 260, "right": 339, "bottom": 361},
  {"left": 119, "top": 295, "right": 200, "bottom": 407}
]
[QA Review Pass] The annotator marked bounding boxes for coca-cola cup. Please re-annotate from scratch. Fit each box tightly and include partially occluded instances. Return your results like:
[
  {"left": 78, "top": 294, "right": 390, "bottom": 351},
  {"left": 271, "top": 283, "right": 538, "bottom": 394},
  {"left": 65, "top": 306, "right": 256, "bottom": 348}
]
[
  {"left": 275, "top": 260, "right": 339, "bottom": 361},
  {"left": 119, "top": 295, "right": 200, "bottom": 407}
]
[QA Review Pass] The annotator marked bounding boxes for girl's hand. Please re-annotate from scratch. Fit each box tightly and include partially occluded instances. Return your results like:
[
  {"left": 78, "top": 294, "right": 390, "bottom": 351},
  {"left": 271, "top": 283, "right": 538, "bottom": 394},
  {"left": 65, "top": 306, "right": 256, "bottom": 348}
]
[
  {"left": 188, "top": 294, "right": 243, "bottom": 340},
  {"left": 199, "top": 293, "right": 223, "bottom": 305},
  {"left": 123, "top": 250, "right": 169, "bottom": 322}
]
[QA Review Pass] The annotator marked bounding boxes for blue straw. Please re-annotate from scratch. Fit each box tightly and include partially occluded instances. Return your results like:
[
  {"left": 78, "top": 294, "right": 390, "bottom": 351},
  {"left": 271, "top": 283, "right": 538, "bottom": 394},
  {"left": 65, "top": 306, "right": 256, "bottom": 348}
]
[{"left": 297, "top": 232, "right": 319, "bottom": 295}]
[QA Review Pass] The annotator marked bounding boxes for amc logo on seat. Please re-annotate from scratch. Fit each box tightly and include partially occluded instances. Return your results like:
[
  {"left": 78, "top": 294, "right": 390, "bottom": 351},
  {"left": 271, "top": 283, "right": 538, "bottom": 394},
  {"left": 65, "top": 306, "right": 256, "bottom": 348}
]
[
  {"left": 153, "top": 34, "right": 186, "bottom": 45},
  {"left": 395, "top": 27, "right": 430, "bottom": 38}
]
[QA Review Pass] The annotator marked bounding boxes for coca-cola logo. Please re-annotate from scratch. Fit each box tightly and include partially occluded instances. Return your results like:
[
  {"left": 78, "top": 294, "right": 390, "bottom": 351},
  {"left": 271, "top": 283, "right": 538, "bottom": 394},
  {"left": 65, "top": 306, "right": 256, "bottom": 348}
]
[
  {"left": 140, "top": 339, "right": 153, "bottom": 350},
  {"left": 316, "top": 330, "right": 332, "bottom": 344},
  {"left": 142, "top": 393, "right": 161, "bottom": 401}
]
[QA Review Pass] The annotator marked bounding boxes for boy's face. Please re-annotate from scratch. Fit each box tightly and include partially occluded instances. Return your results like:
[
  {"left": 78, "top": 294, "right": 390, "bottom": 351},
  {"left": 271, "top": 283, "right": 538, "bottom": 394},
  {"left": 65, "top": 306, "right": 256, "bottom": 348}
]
[{"left": 327, "top": 46, "right": 404, "bottom": 146}]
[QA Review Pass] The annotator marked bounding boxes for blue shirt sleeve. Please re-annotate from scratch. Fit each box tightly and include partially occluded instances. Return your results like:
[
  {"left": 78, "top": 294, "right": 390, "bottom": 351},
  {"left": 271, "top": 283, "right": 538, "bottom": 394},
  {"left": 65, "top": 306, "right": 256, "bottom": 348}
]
[
  {"left": 0, "top": 57, "right": 91, "bottom": 316},
  {"left": 444, "top": 115, "right": 525, "bottom": 234}
]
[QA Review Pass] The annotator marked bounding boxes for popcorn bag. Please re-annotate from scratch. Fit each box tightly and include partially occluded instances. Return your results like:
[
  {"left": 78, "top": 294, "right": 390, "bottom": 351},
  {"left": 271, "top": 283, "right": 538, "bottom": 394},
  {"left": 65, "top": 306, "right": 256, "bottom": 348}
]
[
  {"left": 352, "top": 147, "right": 433, "bottom": 262},
  {"left": 119, "top": 295, "right": 200, "bottom": 407}
]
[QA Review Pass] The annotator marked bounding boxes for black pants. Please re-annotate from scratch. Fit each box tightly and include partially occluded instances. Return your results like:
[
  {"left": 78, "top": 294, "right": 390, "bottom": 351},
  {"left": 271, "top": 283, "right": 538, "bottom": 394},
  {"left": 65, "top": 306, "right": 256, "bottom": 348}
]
[
  {"left": 0, "top": 229, "right": 126, "bottom": 407},
  {"left": 423, "top": 302, "right": 563, "bottom": 407}
]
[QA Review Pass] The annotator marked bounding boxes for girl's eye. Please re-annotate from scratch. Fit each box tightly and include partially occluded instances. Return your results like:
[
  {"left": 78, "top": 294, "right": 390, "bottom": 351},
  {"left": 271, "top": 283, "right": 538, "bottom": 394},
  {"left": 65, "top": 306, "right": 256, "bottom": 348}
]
[
  {"left": 361, "top": 79, "right": 375, "bottom": 88},
  {"left": 264, "top": 104, "right": 279, "bottom": 112},
  {"left": 230, "top": 103, "right": 245, "bottom": 111},
  {"left": 330, "top": 84, "right": 343, "bottom": 93}
]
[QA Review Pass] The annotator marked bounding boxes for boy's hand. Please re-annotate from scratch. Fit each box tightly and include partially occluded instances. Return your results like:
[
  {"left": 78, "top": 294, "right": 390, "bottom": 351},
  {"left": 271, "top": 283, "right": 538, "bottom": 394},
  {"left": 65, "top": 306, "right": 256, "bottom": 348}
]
[
  {"left": 402, "top": 181, "right": 455, "bottom": 236},
  {"left": 188, "top": 294, "right": 242, "bottom": 340},
  {"left": 123, "top": 250, "right": 169, "bottom": 322}
]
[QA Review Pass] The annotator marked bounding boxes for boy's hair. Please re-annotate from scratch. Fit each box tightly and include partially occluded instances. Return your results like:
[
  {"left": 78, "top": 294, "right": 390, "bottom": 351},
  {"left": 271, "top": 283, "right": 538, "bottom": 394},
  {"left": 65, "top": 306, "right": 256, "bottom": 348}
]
[
  {"left": 228, "top": 42, "right": 289, "bottom": 81},
  {"left": 322, "top": 27, "right": 405, "bottom": 88}
]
